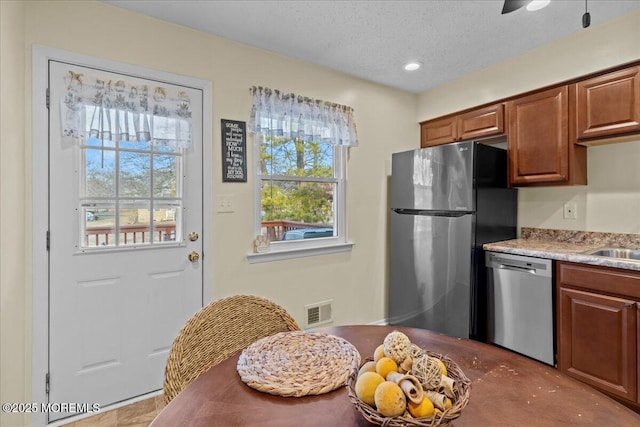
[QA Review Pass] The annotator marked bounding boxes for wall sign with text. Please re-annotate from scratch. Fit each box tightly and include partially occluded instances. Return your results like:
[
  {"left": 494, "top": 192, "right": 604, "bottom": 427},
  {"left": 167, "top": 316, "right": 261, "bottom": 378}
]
[{"left": 221, "top": 119, "right": 247, "bottom": 182}]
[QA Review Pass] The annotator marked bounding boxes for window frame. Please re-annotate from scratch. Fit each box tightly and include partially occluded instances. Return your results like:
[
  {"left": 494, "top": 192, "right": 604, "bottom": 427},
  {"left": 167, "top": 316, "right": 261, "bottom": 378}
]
[
  {"left": 248, "top": 136, "right": 352, "bottom": 263},
  {"left": 76, "top": 136, "right": 185, "bottom": 252}
]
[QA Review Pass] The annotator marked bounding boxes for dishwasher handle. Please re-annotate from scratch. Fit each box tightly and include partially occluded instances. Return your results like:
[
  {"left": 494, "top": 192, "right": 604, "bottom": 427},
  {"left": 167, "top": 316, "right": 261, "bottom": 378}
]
[
  {"left": 497, "top": 263, "right": 537, "bottom": 274},
  {"left": 486, "top": 252, "right": 552, "bottom": 278}
]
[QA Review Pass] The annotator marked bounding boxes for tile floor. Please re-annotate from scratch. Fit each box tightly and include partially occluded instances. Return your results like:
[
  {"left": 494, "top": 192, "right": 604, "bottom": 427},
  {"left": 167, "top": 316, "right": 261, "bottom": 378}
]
[{"left": 60, "top": 395, "right": 164, "bottom": 427}]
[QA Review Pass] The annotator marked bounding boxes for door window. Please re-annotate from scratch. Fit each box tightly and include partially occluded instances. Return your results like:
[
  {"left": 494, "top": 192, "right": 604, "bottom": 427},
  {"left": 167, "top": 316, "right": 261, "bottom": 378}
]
[
  {"left": 80, "top": 137, "right": 183, "bottom": 249},
  {"left": 57, "top": 70, "right": 193, "bottom": 251}
]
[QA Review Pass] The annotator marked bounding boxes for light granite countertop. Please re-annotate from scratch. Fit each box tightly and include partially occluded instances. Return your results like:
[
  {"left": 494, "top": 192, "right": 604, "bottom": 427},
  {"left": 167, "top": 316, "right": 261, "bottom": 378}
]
[{"left": 483, "top": 228, "right": 640, "bottom": 272}]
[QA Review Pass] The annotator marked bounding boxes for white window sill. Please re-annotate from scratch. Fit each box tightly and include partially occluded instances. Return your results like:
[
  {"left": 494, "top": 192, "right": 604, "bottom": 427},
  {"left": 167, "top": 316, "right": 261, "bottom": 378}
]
[{"left": 247, "top": 241, "right": 354, "bottom": 264}]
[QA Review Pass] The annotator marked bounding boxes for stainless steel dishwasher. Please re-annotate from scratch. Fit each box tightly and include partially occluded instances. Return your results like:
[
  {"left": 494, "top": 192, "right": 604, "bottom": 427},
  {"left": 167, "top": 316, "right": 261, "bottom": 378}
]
[{"left": 486, "top": 251, "right": 554, "bottom": 365}]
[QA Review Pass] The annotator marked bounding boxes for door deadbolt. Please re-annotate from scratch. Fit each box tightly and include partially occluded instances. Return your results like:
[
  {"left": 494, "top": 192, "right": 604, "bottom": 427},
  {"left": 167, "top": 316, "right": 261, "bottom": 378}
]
[
  {"left": 188, "top": 232, "right": 199, "bottom": 241},
  {"left": 188, "top": 251, "right": 200, "bottom": 262}
]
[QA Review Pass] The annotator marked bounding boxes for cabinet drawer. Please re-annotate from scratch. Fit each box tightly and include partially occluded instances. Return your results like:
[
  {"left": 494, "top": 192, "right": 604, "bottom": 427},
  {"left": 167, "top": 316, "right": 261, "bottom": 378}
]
[{"left": 558, "top": 262, "right": 640, "bottom": 299}]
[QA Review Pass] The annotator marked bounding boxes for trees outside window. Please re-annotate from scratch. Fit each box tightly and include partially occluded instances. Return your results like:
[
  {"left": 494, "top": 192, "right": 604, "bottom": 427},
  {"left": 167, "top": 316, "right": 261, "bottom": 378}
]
[{"left": 257, "top": 135, "right": 345, "bottom": 243}]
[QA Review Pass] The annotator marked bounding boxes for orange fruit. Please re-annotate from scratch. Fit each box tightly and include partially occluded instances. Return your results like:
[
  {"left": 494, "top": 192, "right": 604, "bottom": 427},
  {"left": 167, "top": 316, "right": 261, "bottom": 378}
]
[
  {"left": 444, "top": 397, "right": 452, "bottom": 410},
  {"left": 375, "top": 357, "right": 398, "bottom": 379},
  {"left": 374, "top": 381, "right": 406, "bottom": 417},
  {"left": 358, "top": 361, "right": 377, "bottom": 378},
  {"left": 408, "top": 397, "right": 435, "bottom": 418},
  {"left": 433, "top": 357, "right": 447, "bottom": 376},
  {"left": 355, "top": 372, "right": 385, "bottom": 406},
  {"left": 373, "top": 344, "right": 386, "bottom": 362}
]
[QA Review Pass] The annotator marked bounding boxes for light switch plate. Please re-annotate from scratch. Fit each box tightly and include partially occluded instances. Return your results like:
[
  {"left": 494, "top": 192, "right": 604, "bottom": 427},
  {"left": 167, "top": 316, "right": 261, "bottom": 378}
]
[{"left": 216, "top": 194, "right": 234, "bottom": 213}]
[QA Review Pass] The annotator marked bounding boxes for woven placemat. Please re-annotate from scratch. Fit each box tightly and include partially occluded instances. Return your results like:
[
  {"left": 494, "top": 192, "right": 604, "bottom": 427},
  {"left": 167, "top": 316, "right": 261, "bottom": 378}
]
[{"left": 237, "top": 331, "right": 361, "bottom": 397}]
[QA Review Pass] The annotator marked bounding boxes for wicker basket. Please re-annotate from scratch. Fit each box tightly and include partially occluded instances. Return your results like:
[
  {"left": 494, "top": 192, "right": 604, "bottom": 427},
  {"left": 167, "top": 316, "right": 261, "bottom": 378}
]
[{"left": 347, "top": 352, "right": 471, "bottom": 427}]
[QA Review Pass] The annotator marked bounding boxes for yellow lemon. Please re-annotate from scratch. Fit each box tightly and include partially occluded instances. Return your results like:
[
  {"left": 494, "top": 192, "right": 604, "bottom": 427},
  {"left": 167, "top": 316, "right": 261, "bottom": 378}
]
[
  {"left": 373, "top": 344, "right": 386, "bottom": 362},
  {"left": 408, "top": 397, "right": 435, "bottom": 418},
  {"left": 357, "top": 361, "right": 377, "bottom": 378},
  {"left": 433, "top": 357, "right": 447, "bottom": 376},
  {"left": 355, "top": 372, "right": 385, "bottom": 406},
  {"left": 374, "top": 381, "right": 406, "bottom": 417},
  {"left": 375, "top": 357, "right": 398, "bottom": 380},
  {"left": 444, "top": 397, "right": 452, "bottom": 410}
]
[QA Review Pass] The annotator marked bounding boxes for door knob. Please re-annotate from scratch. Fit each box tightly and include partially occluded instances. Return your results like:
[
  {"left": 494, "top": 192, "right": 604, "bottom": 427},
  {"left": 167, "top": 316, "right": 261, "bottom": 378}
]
[
  {"left": 188, "top": 251, "right": 200, "bottom": 263},
  {"left": 188, "top": 232, "right": 199, "bottom": 241}
]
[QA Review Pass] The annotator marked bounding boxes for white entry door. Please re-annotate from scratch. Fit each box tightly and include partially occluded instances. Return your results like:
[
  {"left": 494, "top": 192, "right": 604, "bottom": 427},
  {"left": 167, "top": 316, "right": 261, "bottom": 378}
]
[{"left": 48, "top": 60, "right": 203, "bottom": 422}]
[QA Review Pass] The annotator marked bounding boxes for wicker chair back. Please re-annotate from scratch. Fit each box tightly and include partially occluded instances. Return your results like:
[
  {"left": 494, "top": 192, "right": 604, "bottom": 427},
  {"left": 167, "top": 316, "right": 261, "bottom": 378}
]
[{"left": 163, "top": 294, "right": 300, "bottom": 403}]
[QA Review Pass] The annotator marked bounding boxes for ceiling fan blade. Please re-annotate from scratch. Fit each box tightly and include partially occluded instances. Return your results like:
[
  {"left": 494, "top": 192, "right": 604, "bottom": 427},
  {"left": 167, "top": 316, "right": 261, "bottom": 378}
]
[{"left": 502, "top": 0, "right": 530, "bottom": 14}]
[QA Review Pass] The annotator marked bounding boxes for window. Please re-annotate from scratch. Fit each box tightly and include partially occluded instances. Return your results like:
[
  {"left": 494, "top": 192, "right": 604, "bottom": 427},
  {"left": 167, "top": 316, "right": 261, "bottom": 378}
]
[
  {"left": 248, "top": 87, "right": 358, "bottom": 257},
  {"left": 59, "top": 68, "right": 193, "bottom": 250},
  {"left": 79, "top": 133, "right": 183, "bottom": 249},
  {"left": 258, "top": 135, "right": 344, "bottom": 243}
]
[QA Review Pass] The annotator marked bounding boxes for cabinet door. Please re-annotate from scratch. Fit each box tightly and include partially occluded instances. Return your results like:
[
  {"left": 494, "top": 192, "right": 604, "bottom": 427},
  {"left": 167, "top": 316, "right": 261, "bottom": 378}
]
[
  {"left": 420, "top": 116, "right": 457, "bottom": 147},
  {"left": 507, "top": 86, "right": 570, "bottom": 185},
  {"left": 458, "top": 104, "right": 504, "bottom": 141},
  {"left": 576, "top": 66, "right": 640, "bottom": 140},
  {"left": 558, "top": 287, "right": 637, "bottom": 402}
]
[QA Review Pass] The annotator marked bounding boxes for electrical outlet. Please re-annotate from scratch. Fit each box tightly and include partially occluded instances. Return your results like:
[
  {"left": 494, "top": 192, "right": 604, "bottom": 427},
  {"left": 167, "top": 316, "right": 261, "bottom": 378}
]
[{"left": 563, "top": 202, "right": 577, "bottom": 220}]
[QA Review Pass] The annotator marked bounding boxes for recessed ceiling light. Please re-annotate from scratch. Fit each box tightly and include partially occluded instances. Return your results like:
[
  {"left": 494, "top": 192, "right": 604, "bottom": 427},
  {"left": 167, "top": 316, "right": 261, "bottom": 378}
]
[
  {"left": 404, "top": 62, "right": 422, "bottom": 71},
  {"left": 526, "top": 0, "right": 551, "bottom": 12}
]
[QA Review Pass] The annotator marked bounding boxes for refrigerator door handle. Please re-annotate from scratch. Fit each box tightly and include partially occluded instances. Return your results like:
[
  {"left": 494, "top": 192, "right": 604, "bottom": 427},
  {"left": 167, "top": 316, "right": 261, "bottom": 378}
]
[{"left": 392, "top": 208, "right": 469, "bottom": 217}]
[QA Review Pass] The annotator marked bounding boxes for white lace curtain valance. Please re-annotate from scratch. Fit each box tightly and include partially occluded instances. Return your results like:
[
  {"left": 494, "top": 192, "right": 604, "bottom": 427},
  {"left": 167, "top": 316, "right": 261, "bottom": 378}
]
[
  {"left": 60, "top": 70, "right": 193, "bottom": 148},
  {"left": 248, "top": 86, "right": 358, "bottom": 147}
]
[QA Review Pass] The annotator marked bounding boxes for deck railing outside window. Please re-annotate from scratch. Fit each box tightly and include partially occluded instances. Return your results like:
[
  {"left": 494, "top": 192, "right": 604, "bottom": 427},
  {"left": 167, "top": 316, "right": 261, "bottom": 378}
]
[{"left": 85, "top": 220, "right": 329, "bottom": 247}]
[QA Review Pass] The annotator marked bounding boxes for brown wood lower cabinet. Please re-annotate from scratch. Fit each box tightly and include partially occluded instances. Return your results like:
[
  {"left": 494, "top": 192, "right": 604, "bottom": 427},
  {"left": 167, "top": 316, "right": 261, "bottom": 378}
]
[{"left": 557, "top": 261, "right": 640, "bottom": 408}]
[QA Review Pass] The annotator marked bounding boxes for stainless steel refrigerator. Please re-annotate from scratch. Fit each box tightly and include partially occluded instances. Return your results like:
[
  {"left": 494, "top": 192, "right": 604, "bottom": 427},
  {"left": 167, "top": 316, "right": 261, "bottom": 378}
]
[{"left": 389, "top": 140, "right": 517, "bottom": 341}]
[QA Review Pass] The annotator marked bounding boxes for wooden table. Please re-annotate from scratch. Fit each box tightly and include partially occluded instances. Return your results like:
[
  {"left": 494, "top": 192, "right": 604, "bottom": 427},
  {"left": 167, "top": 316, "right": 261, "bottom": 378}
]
[{"left": 150, "top": 325, "right": 640, "bottom": 426}]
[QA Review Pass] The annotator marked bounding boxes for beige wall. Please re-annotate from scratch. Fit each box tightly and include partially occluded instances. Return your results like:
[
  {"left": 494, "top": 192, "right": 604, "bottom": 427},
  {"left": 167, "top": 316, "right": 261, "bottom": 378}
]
[
  {"left": 417, "top": 10, "right": 640, "bottom": 234},
  {"left": 518, "top": 141, "right": 640, "bottom": 234},
  {"left": 1, "top": 1, "right": 28, "bottom": 427},
  {"left": 1, "top": 2, "right": 417, "bottom": 425}
]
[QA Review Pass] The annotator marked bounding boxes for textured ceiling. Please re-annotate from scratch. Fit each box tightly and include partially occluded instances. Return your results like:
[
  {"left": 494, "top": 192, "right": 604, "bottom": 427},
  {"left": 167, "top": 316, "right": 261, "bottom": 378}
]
[{"left": 103, "top": 0, "right": 640, "bottom": 93}]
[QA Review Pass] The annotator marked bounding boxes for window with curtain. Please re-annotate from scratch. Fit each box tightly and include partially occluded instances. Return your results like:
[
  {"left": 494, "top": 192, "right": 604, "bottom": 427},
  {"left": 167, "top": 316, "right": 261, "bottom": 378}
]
[
  {"left": 248, "top": 86, "right": 358, "bottom": 253},
  {"left": 59, "top": 69, "right": 193, "bottom": 249}
]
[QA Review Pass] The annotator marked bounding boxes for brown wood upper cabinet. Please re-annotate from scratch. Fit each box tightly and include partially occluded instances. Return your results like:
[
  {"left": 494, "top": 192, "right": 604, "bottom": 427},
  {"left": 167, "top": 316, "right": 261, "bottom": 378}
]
[
  {"left": 507, "top": 86, "right": 586, "bottom": 186},
  {"left": 420, "top": 104, "right": 504, "bottom": 147},
  {"left": 575, "top": 66, "right": 640, "bottom": 140}
]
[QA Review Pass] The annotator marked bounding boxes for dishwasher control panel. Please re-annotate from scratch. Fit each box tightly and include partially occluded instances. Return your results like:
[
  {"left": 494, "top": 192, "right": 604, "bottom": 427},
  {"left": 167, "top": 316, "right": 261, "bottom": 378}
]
[{"left": 486, "top": 252, "right": 552, "bottom": 277}]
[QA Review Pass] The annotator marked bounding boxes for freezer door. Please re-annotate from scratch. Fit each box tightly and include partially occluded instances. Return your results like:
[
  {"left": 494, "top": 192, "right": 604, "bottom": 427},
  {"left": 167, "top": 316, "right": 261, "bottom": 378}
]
[
  {"left": 391, "top": 141, "right": 474, "bottom": 212},
  {"left": 388, "top": 211, "right": 474, "bottom": 339}
]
